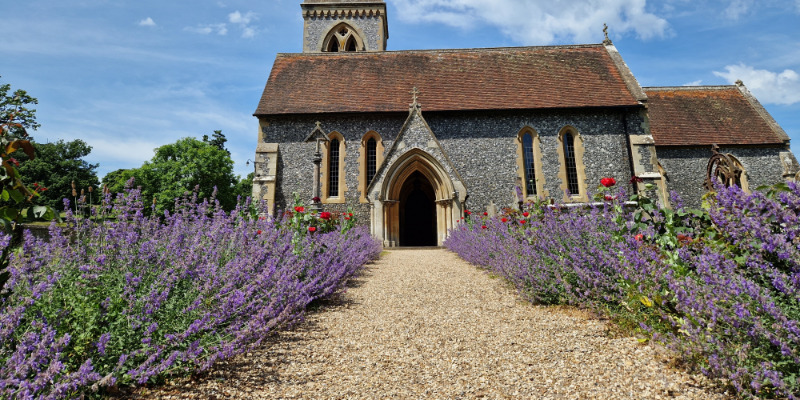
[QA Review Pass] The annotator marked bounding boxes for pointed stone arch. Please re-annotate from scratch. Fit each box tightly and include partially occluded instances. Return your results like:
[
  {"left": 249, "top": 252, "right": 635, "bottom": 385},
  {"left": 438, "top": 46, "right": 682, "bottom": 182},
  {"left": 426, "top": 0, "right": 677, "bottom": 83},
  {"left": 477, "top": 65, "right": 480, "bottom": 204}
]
[
  {"left": 321, "top": 22, "right": 366, "bottom": 52},
  {"left": 370, "top": 148, "right": 463, "bottom": 247}
]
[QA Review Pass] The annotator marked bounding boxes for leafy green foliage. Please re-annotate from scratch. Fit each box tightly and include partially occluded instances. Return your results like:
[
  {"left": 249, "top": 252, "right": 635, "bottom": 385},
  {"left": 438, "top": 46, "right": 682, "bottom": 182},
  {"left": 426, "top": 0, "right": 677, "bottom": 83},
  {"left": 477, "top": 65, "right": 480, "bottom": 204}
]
[
  {"left": 103, "top": 137, "right": 239, "bottom": 215},
  {"left": 16, "top": 139, "right": 100, "bottom": 209},
  {"left": 0, "top": 76, "right": 58, "bottom": 295}
]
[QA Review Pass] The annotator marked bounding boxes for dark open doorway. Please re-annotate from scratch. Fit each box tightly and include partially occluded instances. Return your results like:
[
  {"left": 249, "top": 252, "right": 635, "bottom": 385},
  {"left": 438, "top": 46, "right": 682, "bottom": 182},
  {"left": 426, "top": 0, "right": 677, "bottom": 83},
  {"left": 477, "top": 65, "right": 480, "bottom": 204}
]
[{"left": 398, "top": 171, "right": 437, "bottom": 246}]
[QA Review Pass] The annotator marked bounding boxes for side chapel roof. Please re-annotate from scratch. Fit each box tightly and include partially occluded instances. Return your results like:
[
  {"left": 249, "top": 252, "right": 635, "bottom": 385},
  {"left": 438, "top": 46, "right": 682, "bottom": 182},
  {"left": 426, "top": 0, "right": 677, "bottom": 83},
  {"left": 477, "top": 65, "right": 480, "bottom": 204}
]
[
  {"left": 644, "top": 85, "right": 789, "bottom": 146},
  {"left": 255, "top": 44, "right": 644, "bottom": 115}
]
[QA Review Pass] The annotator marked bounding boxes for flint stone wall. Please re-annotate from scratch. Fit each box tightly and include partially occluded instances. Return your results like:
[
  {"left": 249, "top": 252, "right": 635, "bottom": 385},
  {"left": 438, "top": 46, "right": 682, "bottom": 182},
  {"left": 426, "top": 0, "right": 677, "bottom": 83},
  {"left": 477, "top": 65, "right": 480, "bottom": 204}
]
[
  {"left": 259, "top": 108, "right": 644, "bottom": 222},
  {"left": 656, "top": 146, "right": 788, "bottom": 208}
]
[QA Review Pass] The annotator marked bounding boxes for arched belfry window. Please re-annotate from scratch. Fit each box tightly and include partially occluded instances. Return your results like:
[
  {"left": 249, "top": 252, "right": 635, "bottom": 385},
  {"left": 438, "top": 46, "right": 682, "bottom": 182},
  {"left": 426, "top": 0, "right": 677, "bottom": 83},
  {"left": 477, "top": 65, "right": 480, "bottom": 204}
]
[
  {"left": 323, "top": 23, "right": 363, "bottom": 52},
  {"left": 515, "top": 128, "right": 545, "bottom": 199},
  {"left": 359, "top": 131, "right": 384, "bottom": 203},
  {"left": 322, "top": 132, "right": 346, "bottom": 203},
  {"left": 556, "top": 127, "right": 588, "bottom": 202}
]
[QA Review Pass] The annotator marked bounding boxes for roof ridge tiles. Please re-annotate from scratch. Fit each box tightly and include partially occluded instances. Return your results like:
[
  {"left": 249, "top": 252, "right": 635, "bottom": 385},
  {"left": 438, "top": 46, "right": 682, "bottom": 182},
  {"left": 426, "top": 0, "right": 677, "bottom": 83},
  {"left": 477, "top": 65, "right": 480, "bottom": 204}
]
[
  {"left": 275, "top": 43, "right": 606, "bottom": 58},
  {"left": 644, "top": 85, "right": 738, "bottom": 91}
]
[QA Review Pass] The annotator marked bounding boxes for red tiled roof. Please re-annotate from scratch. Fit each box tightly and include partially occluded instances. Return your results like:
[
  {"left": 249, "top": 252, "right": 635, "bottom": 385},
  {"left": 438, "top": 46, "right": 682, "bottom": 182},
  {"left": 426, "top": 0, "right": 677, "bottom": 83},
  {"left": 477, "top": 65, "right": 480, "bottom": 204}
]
[
  {"left": 645, "top": 86, "right": 788, "bottom": 146},
  {"left": 255, "top": 45, "right": 642, "bottom": 115}
]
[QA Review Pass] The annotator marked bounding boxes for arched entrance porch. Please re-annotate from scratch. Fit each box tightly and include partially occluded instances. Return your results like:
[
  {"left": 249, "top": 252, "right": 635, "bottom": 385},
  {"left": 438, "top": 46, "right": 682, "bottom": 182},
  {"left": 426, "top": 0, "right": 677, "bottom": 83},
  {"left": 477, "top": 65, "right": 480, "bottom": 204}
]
[
  {"left": 370, "top": 149, "right": 465, "bottom": 247},
  {"left": 399, "top": 171, "right": 437, "bottom": 246}
]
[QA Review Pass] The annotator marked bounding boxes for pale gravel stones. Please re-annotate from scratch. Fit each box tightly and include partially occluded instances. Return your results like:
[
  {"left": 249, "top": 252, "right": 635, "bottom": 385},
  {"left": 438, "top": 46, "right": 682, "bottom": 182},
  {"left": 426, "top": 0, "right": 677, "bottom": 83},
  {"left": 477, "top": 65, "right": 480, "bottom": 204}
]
[{"left": 127, "top": 249, "right": 726, "bottom": 399}]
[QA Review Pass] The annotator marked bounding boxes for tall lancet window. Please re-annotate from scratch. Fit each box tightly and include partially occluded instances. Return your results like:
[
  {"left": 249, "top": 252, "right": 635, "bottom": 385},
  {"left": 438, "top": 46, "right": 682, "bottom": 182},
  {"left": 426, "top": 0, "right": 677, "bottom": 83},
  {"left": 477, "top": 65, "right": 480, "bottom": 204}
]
[
  {"left": 359, "top": 131, "right": 384, "bottom": 203},
  {"left": 516, "top": 127, "right": 545, "bottom": 199},
  {"left": 366, "top": 138, "right": 377, "bottom": 183},
  {"left": 328, "top": 138, "right": 340, "bottom": 197},
  {"left": 522, "top": 133, "right": 537, "bottom": 196},
  {"left": 557, "top": 126, "right": 586, "bottom": 201},
  {"left": 563, "top": 132, "right": 579, "bottom": 196}
]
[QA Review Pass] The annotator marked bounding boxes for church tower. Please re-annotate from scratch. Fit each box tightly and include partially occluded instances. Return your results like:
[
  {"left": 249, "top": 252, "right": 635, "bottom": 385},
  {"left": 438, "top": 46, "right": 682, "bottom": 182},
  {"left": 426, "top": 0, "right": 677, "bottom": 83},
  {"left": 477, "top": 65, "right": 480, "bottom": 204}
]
[{"left": 301, "top": 0, "right": 388, "bottom": 52}]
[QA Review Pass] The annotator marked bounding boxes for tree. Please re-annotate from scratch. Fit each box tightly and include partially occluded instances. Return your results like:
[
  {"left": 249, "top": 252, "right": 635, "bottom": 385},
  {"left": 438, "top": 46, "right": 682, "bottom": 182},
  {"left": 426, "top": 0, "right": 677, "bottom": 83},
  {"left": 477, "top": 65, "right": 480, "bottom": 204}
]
[
  {"left": 16, "top": 139, "right": 100, "bottom": 209},
  {"left": 1, "top": 76, "right": 57, "bottom": 294},
  {"left": 234, "top": 172, "right": 254, "bottom": 201},
  {"left": 116, "top": 137, "right": 239, "bottom": 214},
  {"left": 202, "top": 130, "right": 230, "bottom": 156}
]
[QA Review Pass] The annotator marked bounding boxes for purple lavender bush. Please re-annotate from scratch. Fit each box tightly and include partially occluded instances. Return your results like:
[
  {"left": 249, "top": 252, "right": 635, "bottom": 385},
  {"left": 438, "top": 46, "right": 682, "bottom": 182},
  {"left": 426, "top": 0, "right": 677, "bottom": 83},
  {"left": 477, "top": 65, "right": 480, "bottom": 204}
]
[
  {"left": 0, "top": 188, "right": 380, "bottom": 399},
  {"left": 446, "top": 181, "right": 799, "bottom": 399}
]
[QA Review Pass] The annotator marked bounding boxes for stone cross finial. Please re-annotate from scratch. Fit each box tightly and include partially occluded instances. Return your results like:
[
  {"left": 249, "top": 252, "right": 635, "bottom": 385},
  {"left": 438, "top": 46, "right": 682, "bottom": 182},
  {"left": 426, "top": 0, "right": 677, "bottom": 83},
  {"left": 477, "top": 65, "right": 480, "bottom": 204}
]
[
  {"left": 410, "top": 87, "right": 420, "bottom": 108},
  {"left": 603, "top": 23, "right": 612, "bottom": 45}
]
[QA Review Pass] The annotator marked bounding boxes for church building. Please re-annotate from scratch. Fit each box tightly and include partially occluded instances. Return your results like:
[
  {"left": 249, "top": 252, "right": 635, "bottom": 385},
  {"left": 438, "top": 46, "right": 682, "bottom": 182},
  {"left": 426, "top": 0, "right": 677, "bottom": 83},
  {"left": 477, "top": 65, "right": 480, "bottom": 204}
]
[{"left": 251, "top": 0, "right": 799, "bottom": 247}]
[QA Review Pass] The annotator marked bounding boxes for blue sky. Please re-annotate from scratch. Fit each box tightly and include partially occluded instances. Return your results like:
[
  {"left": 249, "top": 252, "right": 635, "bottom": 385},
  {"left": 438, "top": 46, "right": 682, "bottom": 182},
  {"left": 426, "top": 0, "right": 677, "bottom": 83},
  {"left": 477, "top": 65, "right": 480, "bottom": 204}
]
[{"left": 2, "top": 0, "right": 799, "bottom": 180}]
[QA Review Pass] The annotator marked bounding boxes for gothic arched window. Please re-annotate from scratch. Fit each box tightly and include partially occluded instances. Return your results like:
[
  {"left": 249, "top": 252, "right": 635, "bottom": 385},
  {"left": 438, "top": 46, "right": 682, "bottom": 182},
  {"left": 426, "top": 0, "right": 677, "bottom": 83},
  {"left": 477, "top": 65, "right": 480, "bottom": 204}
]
[
  {"left": 359, "top": 131, "right": 384, "bottom": 203},
  {"left": 515, "top": 127, "right": 545, "bottom": 199},
  {"left": 557, "top": 127, "right": 587, "bottom": 202},
  {"left": 322, "top": 132, "right": 346, "bottom": 203},
  {"left": 323, "top": 24, "right": 363, "bottom": 52}
]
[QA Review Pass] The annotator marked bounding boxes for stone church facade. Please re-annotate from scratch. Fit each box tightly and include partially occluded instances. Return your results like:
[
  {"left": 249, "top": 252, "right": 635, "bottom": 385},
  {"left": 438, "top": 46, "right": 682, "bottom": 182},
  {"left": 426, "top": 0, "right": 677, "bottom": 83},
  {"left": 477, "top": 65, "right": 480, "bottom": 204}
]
[{"left": 251, "top": 0, "right": 799, "bottom": 247}]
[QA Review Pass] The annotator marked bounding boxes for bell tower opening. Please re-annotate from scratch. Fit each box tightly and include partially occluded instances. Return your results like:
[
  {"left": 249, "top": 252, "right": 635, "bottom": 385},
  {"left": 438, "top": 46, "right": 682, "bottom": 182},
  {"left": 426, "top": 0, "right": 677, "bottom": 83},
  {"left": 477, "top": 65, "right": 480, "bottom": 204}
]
[
  {"left": 301, "top": 0, "right": 388, "bottom": 53},
  {"left": 399, "top": 171, "right": 437, "bottom": 246}
]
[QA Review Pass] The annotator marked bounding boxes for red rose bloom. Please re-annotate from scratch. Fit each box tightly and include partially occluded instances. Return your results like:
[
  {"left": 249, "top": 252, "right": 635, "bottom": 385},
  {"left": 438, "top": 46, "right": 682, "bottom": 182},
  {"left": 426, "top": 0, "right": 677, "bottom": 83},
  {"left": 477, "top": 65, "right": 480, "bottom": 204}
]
[
  {"left": 481, "top": 225, "right": 487, "bottom": 229},
  {"left": 320, "top": 211, "right": 332, "bottom": 220},
  {"left": 308, "top": 226, "right": 316, "bottom": 232},
  {"left": 465, "top": 210, "right": 472, "bottom": 215},
  {"left": 519, "top": 220, "right": 526, "bottom": 224},
  {"left": 522, "top": 212, "right": 529, "bottom": 217},
  {"left": 501, "top": 217, "right": 508, "bottom": 223},
  {"left": 294, "top": 206, "right": 305, "bottom": 213},
  {"left": 604, "top": 195, "right": 615, "bottom": 201},
  {"left": 634, "top": 233, "right": 643, "bottom": 241},
  {"left": 483, "top": 212, "right": 488, "bottom": 216},
  {"left": 256, "top": 230, "right": 262, "bottom": 235},
  {"left": 600, "top": 177, "right": 616, "bottom": 187}
]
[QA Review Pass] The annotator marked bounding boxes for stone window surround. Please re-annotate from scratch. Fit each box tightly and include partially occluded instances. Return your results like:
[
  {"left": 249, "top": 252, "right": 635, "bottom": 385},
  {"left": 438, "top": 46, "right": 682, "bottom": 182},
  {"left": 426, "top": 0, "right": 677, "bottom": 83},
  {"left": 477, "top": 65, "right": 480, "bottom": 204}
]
[
  {"left": 321, "top": 22, "right": 365, "bottom": 52},
  {"left": 556, "top": 126, "right": 588, "bottom": 202},
  {"left": 514, "top": 127, "right": 548, "bottom": 200},
  {"left": 358, "top": 131, "right": 385, "bottom": 203},
  {"left": 322, "top": 131, "right": 347, "bottom": 204},
  {"left": 718, "top": 153, "right": 751, "bottom": 193}
]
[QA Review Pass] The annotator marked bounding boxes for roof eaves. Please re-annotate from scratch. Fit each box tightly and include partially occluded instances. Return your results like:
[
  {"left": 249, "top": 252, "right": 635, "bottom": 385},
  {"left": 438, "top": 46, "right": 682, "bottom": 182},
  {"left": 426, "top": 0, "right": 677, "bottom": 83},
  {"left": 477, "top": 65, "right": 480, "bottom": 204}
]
[
  {"left": 735, "top": 82, "right": 790, "bottom": 144},
  {"left": 603, "top": 43, "right": 647, "bottom": 104}
]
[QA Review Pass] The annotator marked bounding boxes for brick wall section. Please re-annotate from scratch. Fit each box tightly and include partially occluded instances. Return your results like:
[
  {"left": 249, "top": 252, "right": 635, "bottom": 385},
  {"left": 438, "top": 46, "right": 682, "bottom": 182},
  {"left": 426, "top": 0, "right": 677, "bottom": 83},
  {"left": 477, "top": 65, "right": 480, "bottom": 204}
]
[{"left": 260, "top": 107, "right": 643, "bottom": 221}]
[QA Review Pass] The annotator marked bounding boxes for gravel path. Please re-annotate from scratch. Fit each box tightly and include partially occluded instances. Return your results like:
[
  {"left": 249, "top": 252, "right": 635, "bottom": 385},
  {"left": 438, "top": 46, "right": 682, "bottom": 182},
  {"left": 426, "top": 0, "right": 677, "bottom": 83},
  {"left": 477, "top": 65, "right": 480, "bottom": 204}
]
[{"left": 128, "top": 249, "right": 725, "bottom": 399}]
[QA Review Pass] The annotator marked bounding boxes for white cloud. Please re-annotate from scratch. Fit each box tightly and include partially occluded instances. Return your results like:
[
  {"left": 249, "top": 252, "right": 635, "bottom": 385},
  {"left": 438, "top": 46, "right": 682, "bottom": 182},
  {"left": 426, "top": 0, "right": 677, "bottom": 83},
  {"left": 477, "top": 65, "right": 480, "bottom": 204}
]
[
  {"left": 723, "top": 0, "right": 753, "bottom": 19},
  {"left": 242, "top": 27, "right": 256, "bottom": 38},
  {"left": 713, "top": 63, "right": 800, "bottom": 105},
  {"left": 228, "top": 11, "right": 256, "bottom": 25},
  {"left": 138, "top": 17, "right": 156, "bottom": 27},
  {"left": 228, "top": 10, "right": 258, "bottom": 38},
  {"left": 184, "top": 23, "right": 228, "bottom": 36},
  {"left": 392, "top": 0, "right": 670, "bottom": 44},
  {"left": 683, "top": 79, "right": 703, "bottom": 86}
]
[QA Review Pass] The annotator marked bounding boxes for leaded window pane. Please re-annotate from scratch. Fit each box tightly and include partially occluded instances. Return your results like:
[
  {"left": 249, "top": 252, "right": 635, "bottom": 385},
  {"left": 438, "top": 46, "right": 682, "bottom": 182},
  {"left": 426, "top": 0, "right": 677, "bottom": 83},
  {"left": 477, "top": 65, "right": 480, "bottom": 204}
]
[
  {"left": 366, "top": 138, "right": 377, "bottom": 184},
  {"left": 328, "top": 139, "right": 340, "bottom": 196},
  {"left": 522, "top": 133, "right": 536, "bottom": 196},
  {"left": 563, "top": 132, "right": 580, "bottom": 196}
]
